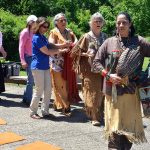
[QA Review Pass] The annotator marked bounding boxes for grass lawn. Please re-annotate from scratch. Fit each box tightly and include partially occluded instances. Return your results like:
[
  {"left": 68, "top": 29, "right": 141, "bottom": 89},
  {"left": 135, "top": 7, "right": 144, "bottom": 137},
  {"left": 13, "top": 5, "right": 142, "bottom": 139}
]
[
  {"left": 19, "top": 70, "right": 26, "bottom": 76},
  {"left": 143, "top": 57, "right": 149, "bottom": 70}
]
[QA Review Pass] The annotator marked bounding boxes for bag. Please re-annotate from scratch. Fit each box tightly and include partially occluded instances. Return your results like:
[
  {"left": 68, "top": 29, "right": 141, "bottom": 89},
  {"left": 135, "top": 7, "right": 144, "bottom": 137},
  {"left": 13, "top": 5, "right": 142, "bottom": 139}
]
[
  {"left": 2, "top": 62, "right": 20, "bottom": 78},
  {"left": 116, "top": 46, "right": 142, "bottom": 78}
]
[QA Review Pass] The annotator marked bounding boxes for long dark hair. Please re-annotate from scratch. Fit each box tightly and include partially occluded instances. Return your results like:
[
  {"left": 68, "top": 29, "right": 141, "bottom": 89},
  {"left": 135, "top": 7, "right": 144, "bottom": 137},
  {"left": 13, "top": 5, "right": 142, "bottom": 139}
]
[
  {"left": 115, "top": 12, "right": 136, "bottom": 37},
  {"left": 35, "top": 17, "right": 50, "bottom": 34}
]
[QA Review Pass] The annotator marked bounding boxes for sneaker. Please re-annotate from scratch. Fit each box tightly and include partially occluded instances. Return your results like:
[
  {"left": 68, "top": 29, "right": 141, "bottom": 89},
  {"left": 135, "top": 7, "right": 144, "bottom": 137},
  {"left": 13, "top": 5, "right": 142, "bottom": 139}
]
[
  {"left": 92, "top": 120, "right": 100, "bottom": 126},
  {"left": 30, "top": 114, "right": 41, "bottom": 119}
]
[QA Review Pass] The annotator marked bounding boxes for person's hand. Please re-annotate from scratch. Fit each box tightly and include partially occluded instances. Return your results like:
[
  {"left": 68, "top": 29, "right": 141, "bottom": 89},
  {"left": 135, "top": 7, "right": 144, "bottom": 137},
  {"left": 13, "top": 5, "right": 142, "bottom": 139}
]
[
  {"left": 2, "top": 51, "right": 7, "bottom": 58},
  {"left": 81, "top": 51, "right": 95, "bottom": 58},
  {"left": 0, "top": 47, "right": 7, "bottom": 58},
  {"left": 61, "top": 41, "right": 71, "bottom": 49},
  {"left": 109, "top": 74, "right": 123, "bottom": 85},
  {"left": 86, "top": 50, "right": 95, "bottom": 57},
  {"left": 21, "top": 63, "right": 28, "bottom": 69},
  {"left": 59, "top": 48, "right": 70, "bottom": 53},
  {"left": 81, "top": 52, "right": 89, "bottom": 57}
]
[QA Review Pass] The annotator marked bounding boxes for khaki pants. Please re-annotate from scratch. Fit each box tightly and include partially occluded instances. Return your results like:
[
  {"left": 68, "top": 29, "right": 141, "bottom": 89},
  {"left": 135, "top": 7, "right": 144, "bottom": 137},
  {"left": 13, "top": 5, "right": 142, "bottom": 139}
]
[{"left": 30, "top": 69, "right": 51, "bottom": 116}]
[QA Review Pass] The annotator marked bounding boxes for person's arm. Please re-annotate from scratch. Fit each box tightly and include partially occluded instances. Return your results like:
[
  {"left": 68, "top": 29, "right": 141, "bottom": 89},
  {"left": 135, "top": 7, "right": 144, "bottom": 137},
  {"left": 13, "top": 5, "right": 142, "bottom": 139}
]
[
  {"left": 35, "top": 36, "right": 70, "bottom": 56},
  {"left": 19, "top": 30, "right": 28, "bottom": 66},
  {"left": 139, "top": 36, "right": 150, "bottom": 57},
  {"left": 48, "top": 30, "right": 71, "bottom": 53},
  {"left": 92, "top": 39, "right": 122, "bottom": 84},
  {"left": 0, "top": 32, "right": 2, "bottom": 49},
  {"left": 0, "top": 32, "right": 7, "bottom": 58},
  {"left": 0, "top": 46, "right": 7, "bottom": 58},
  {"left": 39, "top": 42, "right": 70, "bottom": 56}
]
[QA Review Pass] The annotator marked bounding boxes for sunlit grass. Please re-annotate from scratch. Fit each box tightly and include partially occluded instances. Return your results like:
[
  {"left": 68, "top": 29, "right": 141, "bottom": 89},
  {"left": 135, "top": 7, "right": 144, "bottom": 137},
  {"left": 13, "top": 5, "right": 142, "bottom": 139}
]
[{"left": 19, "top": 70, "right": 26, "bottom": 76}]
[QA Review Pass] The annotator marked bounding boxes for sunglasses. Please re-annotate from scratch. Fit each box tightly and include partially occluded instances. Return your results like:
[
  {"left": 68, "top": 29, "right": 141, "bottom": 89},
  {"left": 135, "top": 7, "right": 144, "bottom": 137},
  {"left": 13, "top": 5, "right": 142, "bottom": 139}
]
[
  {"left": 42, "top": 25, "right": 49, "bottom": 29},
  {"left": 58, "top": 19, "right": 67, "bottom": 23}
]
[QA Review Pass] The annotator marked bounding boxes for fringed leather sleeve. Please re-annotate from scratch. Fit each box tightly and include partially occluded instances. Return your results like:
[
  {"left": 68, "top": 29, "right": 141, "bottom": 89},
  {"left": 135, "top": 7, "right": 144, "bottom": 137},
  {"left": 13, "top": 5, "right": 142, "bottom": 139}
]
[{"left": 70, "top": 34, "right": 89, "bottom": 74}]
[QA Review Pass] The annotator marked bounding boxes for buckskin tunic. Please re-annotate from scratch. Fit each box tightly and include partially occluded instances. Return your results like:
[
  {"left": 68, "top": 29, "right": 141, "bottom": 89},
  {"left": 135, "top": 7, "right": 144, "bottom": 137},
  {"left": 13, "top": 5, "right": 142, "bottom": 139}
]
[
  {"left": 93, "top": 35, "right": 150, "bottom": 144},
  {"left": 71, "top": 31, "right": 107, "bottom": 122}
]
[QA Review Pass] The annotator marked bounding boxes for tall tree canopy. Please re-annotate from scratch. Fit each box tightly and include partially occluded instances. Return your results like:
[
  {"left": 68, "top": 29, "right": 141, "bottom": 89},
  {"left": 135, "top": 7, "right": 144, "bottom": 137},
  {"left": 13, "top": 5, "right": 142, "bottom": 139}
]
[{"left": 0, "top": 0, "right": 150, "bottom": 61}]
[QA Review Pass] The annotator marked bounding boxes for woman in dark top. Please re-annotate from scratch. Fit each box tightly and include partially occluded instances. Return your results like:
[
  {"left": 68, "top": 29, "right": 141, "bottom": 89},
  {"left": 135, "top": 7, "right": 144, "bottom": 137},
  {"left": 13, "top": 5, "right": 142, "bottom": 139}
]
[
  {"left": 93, "top": 12, "right": 150, "bottom": 149},
  {"left": 0, "top": 31, "right": 7, "bottom": 94}
]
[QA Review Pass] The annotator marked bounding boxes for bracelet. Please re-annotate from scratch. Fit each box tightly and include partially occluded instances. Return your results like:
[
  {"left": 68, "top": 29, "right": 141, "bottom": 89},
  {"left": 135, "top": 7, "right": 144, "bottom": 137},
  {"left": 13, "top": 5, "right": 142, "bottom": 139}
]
[
  {"left": 106, "top": 73, "right": 110, "bottom": 81},
  {"left": 101, "top": 70, "right": 108, "bottom": 77}
]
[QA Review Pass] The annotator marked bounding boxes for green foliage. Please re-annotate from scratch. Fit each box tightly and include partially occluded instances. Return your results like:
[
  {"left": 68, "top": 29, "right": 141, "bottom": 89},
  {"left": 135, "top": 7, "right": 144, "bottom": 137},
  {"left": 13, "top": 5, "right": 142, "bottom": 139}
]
[
  {"left": 99, "top": 5, "right": 115, "bottom": 35},
  {"left": 146, "top": 37, "right": 150, "bottom": 42},
  {"left": 76, "top": 9, "right": 91, "bottom": 34},
  {"left": 0, "top": 0, "right": 150, "bottom": 62},
  {"left": 0, "top": 9, "right": 27, "bottom": 61},
  {"left": 143, "top": 57, "right": 150, "bottom": 71}
]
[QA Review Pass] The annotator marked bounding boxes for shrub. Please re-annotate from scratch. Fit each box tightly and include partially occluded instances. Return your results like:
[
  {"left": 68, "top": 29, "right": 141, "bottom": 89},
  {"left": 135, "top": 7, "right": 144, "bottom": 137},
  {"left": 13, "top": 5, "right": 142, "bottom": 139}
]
[{"left": 0, "top": 9, "right": 27, "bottom": 62}]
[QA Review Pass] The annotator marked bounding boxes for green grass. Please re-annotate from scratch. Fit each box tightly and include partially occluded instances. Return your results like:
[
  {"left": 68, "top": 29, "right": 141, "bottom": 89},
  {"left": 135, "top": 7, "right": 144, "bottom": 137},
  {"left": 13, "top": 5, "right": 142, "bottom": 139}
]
[
  {"left": 143, "top": 57, "right": 149, "bottom": 71},
  {"left": 146, "top": 37, "right": 150, "bottom": 42},
  {"left": 141, "top": 37, "right": 150, "bottom": 70},
  {"left": 19, "top": 70, "right": 26, "bottom": 76}
]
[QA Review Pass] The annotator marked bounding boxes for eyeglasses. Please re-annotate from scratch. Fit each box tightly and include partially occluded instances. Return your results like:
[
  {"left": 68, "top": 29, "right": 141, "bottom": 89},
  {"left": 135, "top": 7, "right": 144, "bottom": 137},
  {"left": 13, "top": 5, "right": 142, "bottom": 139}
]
[
  {"left": 42, "top": 25, "right": 49, "bottom": 29},
  {"left": 94, "top": 20, "right": 102, "bottom": 24},
  {"left": 58, "top": 19, "right": 67, "bottom": 23}
]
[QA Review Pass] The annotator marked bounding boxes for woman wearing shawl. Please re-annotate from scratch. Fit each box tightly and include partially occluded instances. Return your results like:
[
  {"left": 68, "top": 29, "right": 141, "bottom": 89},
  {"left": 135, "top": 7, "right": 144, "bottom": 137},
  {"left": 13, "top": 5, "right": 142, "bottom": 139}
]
[
  {"left": 48, "top": 13, "right": 81, "bottom": 116},
  {"left": 93, "top": 12, "right": 150, "bottom": 149},
  {"left": 71, "top": 12, "right": 107, "bottom": 126}
]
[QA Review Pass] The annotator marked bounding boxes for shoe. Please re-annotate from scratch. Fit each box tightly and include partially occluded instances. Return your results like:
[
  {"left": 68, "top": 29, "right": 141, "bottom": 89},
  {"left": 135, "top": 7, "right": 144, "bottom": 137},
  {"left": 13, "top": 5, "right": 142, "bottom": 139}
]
[
  {"left": 21, "top": 100, "right": 30, "bottom": 107},
  {"left": 53, "top": 103, "right": 62, "bottom": 112},
  {"left": 92, "top": 120, "right": 100, "bottom": 126},
  {"left": 42, "top": 114, "right": 56, "bottom": 119},
  {"left": 62, "top": 108, "right": 72, "bottom": 117},
  {"left": 30, "top": 114, "right": 41, "bottom": 119}
]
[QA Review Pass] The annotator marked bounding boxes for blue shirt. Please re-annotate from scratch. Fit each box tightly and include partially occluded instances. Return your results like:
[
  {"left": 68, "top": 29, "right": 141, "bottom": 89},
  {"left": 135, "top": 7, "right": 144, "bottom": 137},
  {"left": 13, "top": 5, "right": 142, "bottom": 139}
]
[{"left": 31, "top": 34, "right": 50, "bottom": 70}]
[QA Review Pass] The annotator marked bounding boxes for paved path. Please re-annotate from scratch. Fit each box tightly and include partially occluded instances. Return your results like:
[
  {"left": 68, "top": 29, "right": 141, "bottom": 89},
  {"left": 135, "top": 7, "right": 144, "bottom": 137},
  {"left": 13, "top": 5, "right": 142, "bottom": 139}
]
[{"left": 0, "top": 84, "right": 150, "bottom": 150}]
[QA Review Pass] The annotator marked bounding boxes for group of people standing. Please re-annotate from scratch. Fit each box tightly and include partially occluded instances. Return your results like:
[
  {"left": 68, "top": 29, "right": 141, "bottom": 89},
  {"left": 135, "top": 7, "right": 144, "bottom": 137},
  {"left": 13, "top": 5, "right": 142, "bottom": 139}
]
[{"left": 17, "top": 11, "right": 150, "bottom": 150}]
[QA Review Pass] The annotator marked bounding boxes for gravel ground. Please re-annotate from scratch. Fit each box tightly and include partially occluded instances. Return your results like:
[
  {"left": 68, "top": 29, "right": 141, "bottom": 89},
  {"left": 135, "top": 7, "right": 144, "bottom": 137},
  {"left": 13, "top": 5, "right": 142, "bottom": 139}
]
[{"left": 0, "top": 83, "right": 150, "bottom": 150}]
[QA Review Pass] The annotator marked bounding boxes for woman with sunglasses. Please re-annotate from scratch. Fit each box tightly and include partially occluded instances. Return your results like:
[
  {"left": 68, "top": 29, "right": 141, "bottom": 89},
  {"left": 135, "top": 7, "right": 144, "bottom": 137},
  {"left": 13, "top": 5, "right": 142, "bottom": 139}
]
[
  {"left": 71, "top": 12, "right": 107, "bottom": 126},
  {"left": 48, "top": 13, "right": 81, "bottom": 116},
  {"left": 30, "top": 17, "right": 70, "bottom": 119},
  {"left": 93, "top": 12, "right": 150, "bottom": 149}
]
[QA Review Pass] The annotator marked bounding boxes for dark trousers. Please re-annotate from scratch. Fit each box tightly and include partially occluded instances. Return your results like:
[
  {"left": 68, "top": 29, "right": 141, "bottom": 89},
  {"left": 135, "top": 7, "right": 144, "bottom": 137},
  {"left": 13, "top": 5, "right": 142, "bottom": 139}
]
[
  {"left": 0, "top": 62, "right": 5, "bottom": 93},
  {"left": 108, "top": 133, "right": 132, "bottom": 150}
]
